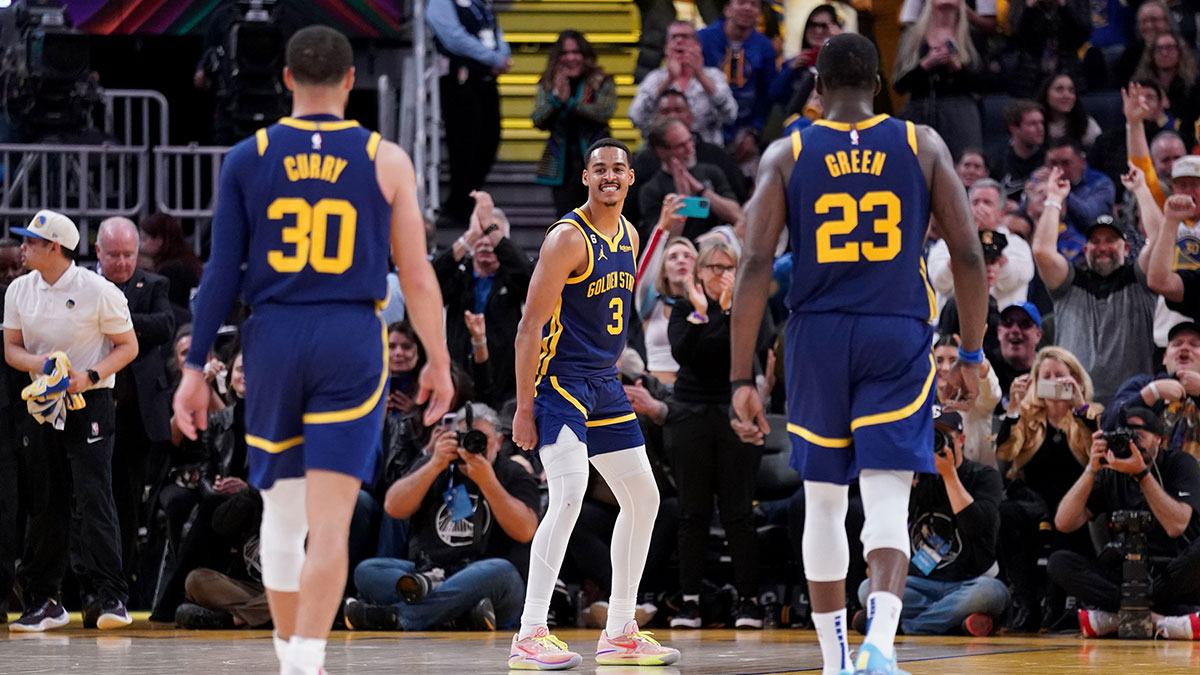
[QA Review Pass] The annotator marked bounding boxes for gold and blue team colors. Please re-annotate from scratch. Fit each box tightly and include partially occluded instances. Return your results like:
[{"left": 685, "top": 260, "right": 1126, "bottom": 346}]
[
  {"left": 193, "top": 114, "right": 392, "bottom": 489},
  {"left": 783, "top": 115, "right": 938, "bottom": 484},
  {"left": 533, "top": 209, "right": 644, "bottom": 455}
]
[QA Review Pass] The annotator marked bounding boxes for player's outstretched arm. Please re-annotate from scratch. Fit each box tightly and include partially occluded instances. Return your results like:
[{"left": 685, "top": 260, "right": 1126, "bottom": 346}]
[
  {"left": 729, "top": 137, "right": 790, "bottom": 445},
  {"left": 922, "top": 125, "right": 986, "bottom": 406},
  {"left": 512, "top": 225, "right": 589, "bottom": 451},
  {"left": 378, "top": 140, "right": 453, "bottom": 426}
]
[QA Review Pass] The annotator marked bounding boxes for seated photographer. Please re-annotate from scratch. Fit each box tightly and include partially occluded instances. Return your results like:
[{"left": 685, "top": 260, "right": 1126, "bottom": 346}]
[
  {"left": 1049, "top": 405, "right": 1200, "bottom": 639},
  {"left": 345, "top": 403, "right": 539, "bottom": 631},
  {"left": 854, "top": 409, "right": 1009, "bottom": 637},
  {"left": 151, "top": 351, "right": 252, "bottom": 624},
  {"left": 1105, "top": 321, "right": 1200, "bottom": 459},
  {"left": 995, "top": 346, "right": 1102, "bottom": 631}
]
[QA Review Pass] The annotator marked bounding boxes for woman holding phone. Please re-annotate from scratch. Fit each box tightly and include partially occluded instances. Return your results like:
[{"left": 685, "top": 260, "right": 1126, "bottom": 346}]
[{"left": 995, "top": 346, "right": 1101, "bottom": 630}]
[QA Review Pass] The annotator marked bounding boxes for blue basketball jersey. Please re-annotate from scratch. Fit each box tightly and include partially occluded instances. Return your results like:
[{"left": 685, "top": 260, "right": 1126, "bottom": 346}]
[
  {"left": 784, "top": 114, "right": 935, "bottom": 322},
  {"left": 235, "top": 114, "right": 392, "bottom": 307},
  {"left": 536, "top": 209, "right": 637, "bottom": 380}
]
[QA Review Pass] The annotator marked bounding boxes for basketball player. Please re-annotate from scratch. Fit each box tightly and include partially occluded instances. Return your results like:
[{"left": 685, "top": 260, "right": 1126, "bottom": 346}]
[
  {"left": 173, "top": 26, "right": 453, "bottom": 675},
  {"left": 729, "top": 34, "right": 988, "bottom": 675},
  {"left": 508, "top": 139, "right": 680, "bottom": 670}
]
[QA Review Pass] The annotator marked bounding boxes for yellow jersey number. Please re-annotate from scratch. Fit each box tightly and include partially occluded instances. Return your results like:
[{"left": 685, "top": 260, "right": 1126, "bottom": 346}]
[
  {"left": 266, "top": 197, "right": 357, "bottom": 274},
  {"left": 814, "top": 191, "right": 901, "bottom": 263},
  {"left": 607, "top": 297, "right": 623, "bottom": 336}
]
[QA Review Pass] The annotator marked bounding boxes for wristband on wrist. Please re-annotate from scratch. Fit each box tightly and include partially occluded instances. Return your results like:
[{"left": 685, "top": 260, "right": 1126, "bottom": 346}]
[
  {"left": 456, "top": 235, "right": 470, "bottom": 250},
  {"left": 471, "top": 338, "right": 487, "bottom": 347},
  {"left": 1043, "top": 199, "right": 1063, "bottom": 211},
  {"left": 957, "top": 346, "right": 984, "bottom": 364},
  {"left": 730, "top": 378, "right": 756, "bottom": 391},
  {"left": 1148, "top": 382, "right": 1161, "bottom": 401},
  {"left": 1133, "top": 467, "right": 1151, "bottom": 482},
  {"left": 1074, "top": 403, "right": 1089, "bottom": 416},
  {"left": 688, "top": 310, "right": 709, "bottom": 324}
]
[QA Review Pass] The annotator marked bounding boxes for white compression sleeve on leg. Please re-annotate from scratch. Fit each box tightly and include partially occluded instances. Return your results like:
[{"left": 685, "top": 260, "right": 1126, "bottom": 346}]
[
  {"left": 858, "top": 468, "right": 914, "bottom": 557},
  {"left": 801, "top": 480, "right": 850, "bottom": 583},
  {"left": 590, "top": 445, "right": 659, "bottom": 636},
  {"left": 520, "top": 425, "right": 589, "bottom": 638},
  {"left": 259, "top": 477, "right": 309, "bottom": 592}
]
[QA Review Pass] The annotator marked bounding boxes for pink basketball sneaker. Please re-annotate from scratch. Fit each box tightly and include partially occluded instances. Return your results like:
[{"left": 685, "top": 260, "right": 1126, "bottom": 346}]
[
  {"left": 508, "top": 626, "right": 583, "bottom": 670},
  {"left": 595, "top": 620, "right": 681, "bottom": 666}
]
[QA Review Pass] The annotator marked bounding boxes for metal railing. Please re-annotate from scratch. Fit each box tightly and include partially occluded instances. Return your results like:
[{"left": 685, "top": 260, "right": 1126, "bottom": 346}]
[
  {"left": 0, "top": 144, "right": 148, "bottom": 253},
  {"left": 153, "top": 145, "right": 231, "bottom": 254},
  {"left": 103, "top": 89, "right": 170, "bottom": 149}
]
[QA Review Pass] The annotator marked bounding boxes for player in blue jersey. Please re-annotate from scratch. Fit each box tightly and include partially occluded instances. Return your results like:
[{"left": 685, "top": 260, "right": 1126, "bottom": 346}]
[
  {"left": 172, "top": 26, "right": 453, "bottom": 675},
  {"left": 507, "top": 139, "right": 680, "bottom": 670},
  {"left": 730, "top": 35, "right": 988, "bottom": 675}
]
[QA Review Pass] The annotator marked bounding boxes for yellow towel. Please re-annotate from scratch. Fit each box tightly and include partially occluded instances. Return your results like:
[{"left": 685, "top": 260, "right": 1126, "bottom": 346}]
[{"left": 21, "top": 351, "right": 86, "bottom": 430}]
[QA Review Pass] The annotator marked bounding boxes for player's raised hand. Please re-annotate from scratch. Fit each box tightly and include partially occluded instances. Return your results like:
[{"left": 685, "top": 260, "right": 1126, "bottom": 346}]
[
  {"left": 731, "top": 383, "right": 769, "bottom": 445},
  {"left": 512, "top": 406, "right": 539, "bottom": 452},
  {"left": 172, "top": 368, "right": 212, "bottom": 440},
  {"left": 416, "top": 360, "right": 455, "bottom": 427}
]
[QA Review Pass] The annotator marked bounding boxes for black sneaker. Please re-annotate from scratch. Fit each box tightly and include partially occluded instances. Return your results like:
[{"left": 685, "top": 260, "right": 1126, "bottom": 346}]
[
  {"left": 853, "top": 608, "right": 868, "bottom": 635},
  {"left": 97, "top": 599, "right": 132, "bottom": 630},
  {"left": 463, "top": 597, "right": 496, "bottom": 631},
  {"left": 734, "top": 598, "right": 764, "bottom": 629},
  {"left": 175, "top": 603, "right": 236, "bottom": 630},
  {"left": 669, "top": 600, "right": 702, "bottom": 629},
  {"left": 343, "top": 598, "right": 401, "bottom": 631},
  {"left": 82, "top": 601, "right": 100, "bottom": 629},
  {"left": 397, "top": 567, "right": 445, "bottom": 604},
  {"left": 9, "top": 598, "right": 70, "bottom": 632}
]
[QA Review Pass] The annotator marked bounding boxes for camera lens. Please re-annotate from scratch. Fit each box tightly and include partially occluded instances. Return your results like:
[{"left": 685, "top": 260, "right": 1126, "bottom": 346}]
[{"left": 460, "top": 429, "right": 489, "bottom": 455}]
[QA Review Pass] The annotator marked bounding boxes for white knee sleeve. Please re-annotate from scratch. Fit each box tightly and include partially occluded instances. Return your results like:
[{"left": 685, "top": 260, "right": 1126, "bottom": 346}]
[
  {"left": 591, "top": 446, "right": 659, "bottom": 620},
  {"left": 802, "top": 480, "right": 850, "bottom": 582},
  {"left": 260, "top": 478, "right": 309, "bottom": 592},
  {"left": 522, "top": 426, "right": 590, "bottom": 630},
  {"left": 859, "top": 469, "right": 913, "bottom": 558}
]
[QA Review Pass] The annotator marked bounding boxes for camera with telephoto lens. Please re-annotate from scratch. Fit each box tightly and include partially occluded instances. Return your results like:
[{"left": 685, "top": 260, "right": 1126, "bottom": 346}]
[
  {"left": 1110, "top": 510, "right": 1155, "bottom": 638},
  {"left": 1101, "top": 428, "right": 1137, "bottom": 460},
  {"left": 455, "top": 402, "right": 489, "bottom": 456}
]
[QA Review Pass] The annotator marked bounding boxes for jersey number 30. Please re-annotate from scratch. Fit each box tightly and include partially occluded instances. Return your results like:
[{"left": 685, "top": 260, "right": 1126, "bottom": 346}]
[
  {"left": 814, "top": 191, "right": 901, "bottom": 263},
  {"left": 266, "top": 197, "right": 357, "bottom": 274}
]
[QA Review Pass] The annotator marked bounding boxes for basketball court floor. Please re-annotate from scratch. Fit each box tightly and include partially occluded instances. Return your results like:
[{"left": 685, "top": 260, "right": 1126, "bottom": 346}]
[{"left": 3, "top": 614, "right": 1198, "bottom": 674}]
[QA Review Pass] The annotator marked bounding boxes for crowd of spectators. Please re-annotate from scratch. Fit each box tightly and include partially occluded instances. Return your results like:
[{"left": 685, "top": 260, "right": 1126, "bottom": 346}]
[{"left": 3, "top": 0, "right": 1200, "bottom": 643}]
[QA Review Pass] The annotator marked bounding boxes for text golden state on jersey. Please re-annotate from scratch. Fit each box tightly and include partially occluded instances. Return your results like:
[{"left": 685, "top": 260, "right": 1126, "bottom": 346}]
[{"left": 587, "top": 270, "right": 635, "bottom": 299}]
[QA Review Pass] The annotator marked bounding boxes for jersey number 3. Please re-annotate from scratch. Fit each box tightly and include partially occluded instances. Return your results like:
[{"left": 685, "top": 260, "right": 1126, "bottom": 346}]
[
  {"left": 266, "top": 197, "right": 357, "bottom": 274},
  {"left": 814, "top": 191, "right": 901, "bottom": 263}
]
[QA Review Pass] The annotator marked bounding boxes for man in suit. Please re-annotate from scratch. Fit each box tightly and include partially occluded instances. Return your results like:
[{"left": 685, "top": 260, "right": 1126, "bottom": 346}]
[{"left": 96, "top": 217, "right": 175, "bottom": 593}]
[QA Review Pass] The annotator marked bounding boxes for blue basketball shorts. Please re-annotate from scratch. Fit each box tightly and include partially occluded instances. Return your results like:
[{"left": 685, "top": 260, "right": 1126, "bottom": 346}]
[
  {"left": 784, "top": 312, "right": 937, "bottom": 485},
  {"left": 240, "top": 303, "right": 387, "bottom": 490},
  {"left": 533, "top": 374, "right": 644, "bottom": 456}
]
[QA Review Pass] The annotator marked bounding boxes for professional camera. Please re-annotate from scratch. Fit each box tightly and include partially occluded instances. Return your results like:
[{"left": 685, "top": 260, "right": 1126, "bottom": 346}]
[
  {"left": 1101, "top": 428, "right": 1137, "bottom": 460},
  {"left": 455, "top": 403, "right": 489, "bottom": 456},
  {"left": 1110, "top": 510, "right": 1154, "bottom": 638},
  {"left": 933, "top": 427, "right": 954, "bottom": 456},
  {"left": 0, "top": 0, "right": 101, "bottom": 139}
]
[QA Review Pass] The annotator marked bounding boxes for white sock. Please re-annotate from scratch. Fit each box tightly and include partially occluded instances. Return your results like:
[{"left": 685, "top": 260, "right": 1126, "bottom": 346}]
[
  {"left": 273, "top": 632, "right": 289, "bottom": 670},
  {"left": 607, "top": 596, "right": 636, "bottom": 636},
  {"left": 591, "top": 446, "right": 658, "bottom": 639},
  {"left": 286, "top": 636, "right": 326, "bottom": 675},
  {"left": 520, "top": 427, "right": 589, "bottom": 639},
  {"left": 812, "top": 609, "right": 852, "bottom": 675},
  {"left": 682, "top": 594, "right": 700, "bottom": 604},
  {"left": 863, "top": 591, "right": 903, "bottom": 659}
]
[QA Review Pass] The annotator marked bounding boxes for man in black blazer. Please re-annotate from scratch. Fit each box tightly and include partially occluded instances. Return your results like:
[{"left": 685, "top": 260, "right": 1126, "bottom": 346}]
[{"left": 96, "top": 218, "right": 175, "bottom": 594}]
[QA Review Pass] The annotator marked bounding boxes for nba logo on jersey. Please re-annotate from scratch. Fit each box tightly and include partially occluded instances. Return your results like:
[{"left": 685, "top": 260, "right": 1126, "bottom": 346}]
[
  {"left": 311, "top": 132, "right": 322, "bottom": 150},
  {"left": 850, "top": 129, "right": 860, "bottom": 146}
]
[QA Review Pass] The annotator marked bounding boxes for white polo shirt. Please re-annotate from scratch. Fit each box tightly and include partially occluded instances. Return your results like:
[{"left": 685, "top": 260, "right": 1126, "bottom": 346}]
[{"left": 3, "top": 263, "right": 133, "bottom": 389}]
